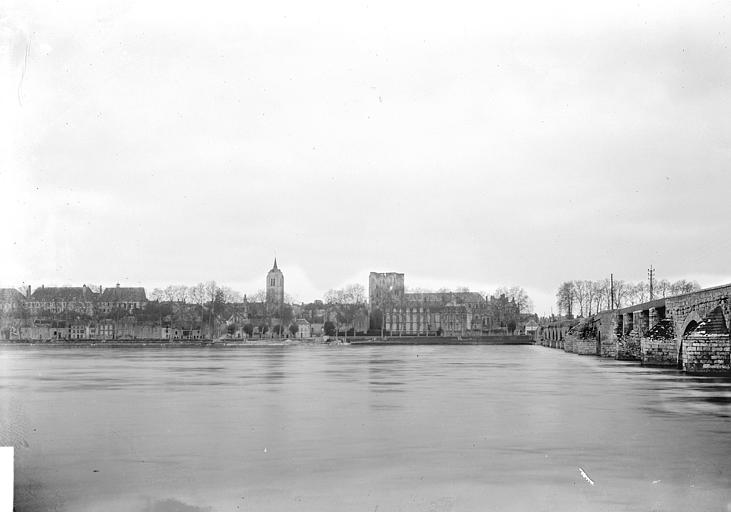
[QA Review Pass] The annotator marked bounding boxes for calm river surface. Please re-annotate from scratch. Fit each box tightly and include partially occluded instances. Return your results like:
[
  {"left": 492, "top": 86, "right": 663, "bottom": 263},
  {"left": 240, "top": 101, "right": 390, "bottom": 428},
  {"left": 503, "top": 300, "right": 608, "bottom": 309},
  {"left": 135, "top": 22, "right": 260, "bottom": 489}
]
[{"left": 1, "top": 345, "right": 730, "bottom": 511}]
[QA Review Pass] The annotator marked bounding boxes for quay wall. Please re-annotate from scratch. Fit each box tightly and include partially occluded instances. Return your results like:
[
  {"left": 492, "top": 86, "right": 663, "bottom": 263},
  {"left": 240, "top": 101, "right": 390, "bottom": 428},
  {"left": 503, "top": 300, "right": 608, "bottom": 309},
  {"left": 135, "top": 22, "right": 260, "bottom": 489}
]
[{"left": 351, "top": 335, "right": 533, "bottom": 345}]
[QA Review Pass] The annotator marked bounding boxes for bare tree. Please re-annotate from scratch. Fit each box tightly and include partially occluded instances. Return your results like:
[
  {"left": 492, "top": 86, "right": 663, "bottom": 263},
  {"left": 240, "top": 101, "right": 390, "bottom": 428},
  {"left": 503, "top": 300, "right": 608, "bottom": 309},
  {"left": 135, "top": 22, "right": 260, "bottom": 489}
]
[
  {"left": 219, "top": 286, "right": 242, "bottom": 303},
  {"left": 324, "top": 289, "right": 344, "bottom": 304},
  {"left": 585, "top": 280, "right": 596, "bottom": 315},
  {"left": 249, "top": 289, "right": 267, "bottom": 303},
  {"left": 162, "top": 285, "right": 177, "bottom": 302},
  {"left": 187, "top": 282, "right": 206, "bottom": 305},
  {"left": 495, "top": 286, "right": 534, "bottom": 313},
  {"left": 573, "top": 280, "right": 588, "bottom": 317},
  {"left": 592, "top": 280, "right": 608, "bottom": 312},
  {"left": 613, "top": 280, "right": 628, "bottom": 309},
  {"left": 634, "top": 281, "right": 649, "bottom": 304},
  {"left": 671, "top": 279, "right": 700, "bottom": 295},
  {"left": 171, "top": 285, "right": 189, "bottom": 303},
  {"left": 150, "top": 288, "right": 165, "bottom": 301},
  {"left": 343, "top": 283, "right": 366, "bottom": 304},
  {"left": 555, "top": 281, "right": 575, "bottom": 317},
  {"left": 204, "top": 281, "right": 218, "bottom": 304},
  {"left": 656, "top": 279, "right": 672, "bottom": 298}
]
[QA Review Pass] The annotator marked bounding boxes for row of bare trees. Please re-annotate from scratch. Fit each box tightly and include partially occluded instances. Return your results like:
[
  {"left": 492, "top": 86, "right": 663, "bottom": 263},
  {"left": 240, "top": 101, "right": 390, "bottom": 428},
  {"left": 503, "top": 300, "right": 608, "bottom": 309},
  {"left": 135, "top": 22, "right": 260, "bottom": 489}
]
[
  {"left": 323, "top": 284, "right": 367, "bottom": 305},
  {"left": 149, "top": 282, "right": 242, "bottom": 305},
  {"left": 149, "top": 284, "right": 300, "bottom": 305},
  {"left": 404, "top": 285, "right": 534, "bottom": 313},
  {"left": 556, "top": 278, "right": 701, "bottom": 317}
]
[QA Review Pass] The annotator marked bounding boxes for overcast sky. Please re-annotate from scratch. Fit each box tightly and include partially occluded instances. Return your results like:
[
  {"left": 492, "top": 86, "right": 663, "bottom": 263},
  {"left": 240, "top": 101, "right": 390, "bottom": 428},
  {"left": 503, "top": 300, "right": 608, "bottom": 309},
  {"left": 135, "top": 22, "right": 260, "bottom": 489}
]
[{"left": 2, "top": 0, "right": 730, "bottom": 314}]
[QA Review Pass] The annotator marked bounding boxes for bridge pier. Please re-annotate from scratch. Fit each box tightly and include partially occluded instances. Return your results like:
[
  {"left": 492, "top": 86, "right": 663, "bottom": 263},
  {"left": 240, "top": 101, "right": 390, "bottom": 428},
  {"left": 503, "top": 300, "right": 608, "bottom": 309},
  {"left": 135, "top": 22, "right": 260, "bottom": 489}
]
[
  {"left": 640, "top": 317, "right": 678, "bottom": 367},
  {"left": 681, "top": 306, "right": 730, "bottom": 373}
]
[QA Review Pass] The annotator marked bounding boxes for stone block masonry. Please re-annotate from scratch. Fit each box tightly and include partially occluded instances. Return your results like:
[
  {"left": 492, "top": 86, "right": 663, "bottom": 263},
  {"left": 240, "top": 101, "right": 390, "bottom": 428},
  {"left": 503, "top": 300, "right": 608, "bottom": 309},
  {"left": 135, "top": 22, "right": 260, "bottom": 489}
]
[
  {"left": 562, "top": 333, "right": 597, "bottom": 355},
  {"left": 640, "top": 337, "right": 678, "bottom": 366},
  {"left": 681, "top": 305, "right": 730, "bottom": 373},
  {"left": 574, "top": 339, "right": 597, "bottom": 355},
  {"left": 683, "top": 334, "right": 731, "bottom": 373},
  {"left": 595, "top": 310, "right": 618, "bottom": 358},
  {"left": 563, "top": 335, "right": 576, "bottom": 353}
]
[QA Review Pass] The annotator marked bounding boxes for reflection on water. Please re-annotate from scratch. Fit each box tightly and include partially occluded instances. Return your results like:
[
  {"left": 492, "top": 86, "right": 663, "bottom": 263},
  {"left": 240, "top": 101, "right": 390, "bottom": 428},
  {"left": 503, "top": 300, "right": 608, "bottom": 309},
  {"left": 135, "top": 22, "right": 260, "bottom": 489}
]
[{"left": 1, "top": 345, "right": 731, "bottom": 511}]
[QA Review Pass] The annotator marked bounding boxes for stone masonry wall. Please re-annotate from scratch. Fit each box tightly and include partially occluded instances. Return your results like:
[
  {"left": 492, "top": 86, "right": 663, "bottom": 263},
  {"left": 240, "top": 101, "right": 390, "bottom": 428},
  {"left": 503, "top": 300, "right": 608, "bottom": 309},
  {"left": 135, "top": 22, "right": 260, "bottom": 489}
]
[
  {"left": 563, "top": 332, "right": 597, "bottom": 355},
  {"left": 574, "top": 339, "right": 597, "bottom": 355},
  {"left": 640, "top": 337, "right": 678, "bottom": 366},
  {"left": 683, "top": 334, "right": 731, "bottom": 373},
  {"left": 595, "top": 310, "right": 618, "bottom": 358}
]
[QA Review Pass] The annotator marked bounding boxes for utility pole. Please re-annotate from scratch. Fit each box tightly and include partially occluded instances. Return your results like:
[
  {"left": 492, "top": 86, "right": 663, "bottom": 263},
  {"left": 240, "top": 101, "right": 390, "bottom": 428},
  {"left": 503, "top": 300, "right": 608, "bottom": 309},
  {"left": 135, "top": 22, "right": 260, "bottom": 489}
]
[
  {"left": 648, "top": 266, "right": 655, "bottom": 300},
  {"left": 610, "top": 274, "right": 615, "bottom": 310}
]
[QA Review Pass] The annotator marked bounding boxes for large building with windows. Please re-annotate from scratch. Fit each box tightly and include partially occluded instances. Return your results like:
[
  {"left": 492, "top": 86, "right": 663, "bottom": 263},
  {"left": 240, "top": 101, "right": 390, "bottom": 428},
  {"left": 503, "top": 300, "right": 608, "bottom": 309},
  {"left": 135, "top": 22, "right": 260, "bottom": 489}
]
[
  {"left": 380, "top": 290, "right": 488, "bottom": 336},
  {"left": 99, "top": 284, "right": 147, "bottom": 314},
  {"left": 369, "top": 272, "right": 523, "bottom": 336},
  {"left": 26, "top": 285, "right": 98, "bottom": 316}
]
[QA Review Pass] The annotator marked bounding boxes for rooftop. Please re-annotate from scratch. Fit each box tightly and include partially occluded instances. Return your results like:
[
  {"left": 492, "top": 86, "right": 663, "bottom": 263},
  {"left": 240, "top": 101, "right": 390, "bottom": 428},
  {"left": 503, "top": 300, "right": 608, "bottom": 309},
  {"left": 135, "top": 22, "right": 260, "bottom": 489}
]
[
  {"left": 100, "top": 286, "right": 147, "bottom": 302},
  {"left": 30, "top": 286, "right": 98, "bottom": 302},
  {"left": 0, "top": 288, "right": 25, "bottom": 302}
]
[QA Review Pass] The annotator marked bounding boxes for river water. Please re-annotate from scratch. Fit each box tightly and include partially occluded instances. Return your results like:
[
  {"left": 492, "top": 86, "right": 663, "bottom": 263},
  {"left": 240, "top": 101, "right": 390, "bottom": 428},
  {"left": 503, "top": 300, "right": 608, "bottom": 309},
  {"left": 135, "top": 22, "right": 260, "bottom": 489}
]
[{"left": 1, "top": 345, "right": 730, "bottom": 511}]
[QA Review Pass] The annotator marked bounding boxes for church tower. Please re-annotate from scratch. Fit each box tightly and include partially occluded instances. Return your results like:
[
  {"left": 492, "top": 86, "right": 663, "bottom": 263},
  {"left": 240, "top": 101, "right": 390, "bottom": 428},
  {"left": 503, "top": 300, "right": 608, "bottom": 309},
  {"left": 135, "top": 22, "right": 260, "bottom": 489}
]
[{"left": 266, "top": 258, "right": 284, "bottom": 307}]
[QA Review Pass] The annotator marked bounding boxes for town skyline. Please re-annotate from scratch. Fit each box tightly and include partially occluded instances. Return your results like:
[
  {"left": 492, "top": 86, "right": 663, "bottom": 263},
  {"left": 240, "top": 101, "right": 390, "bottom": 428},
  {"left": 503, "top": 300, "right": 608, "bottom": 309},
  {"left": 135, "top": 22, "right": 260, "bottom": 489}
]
[{"left": 3, "top": 257, "right": 721, "bottom": 316}]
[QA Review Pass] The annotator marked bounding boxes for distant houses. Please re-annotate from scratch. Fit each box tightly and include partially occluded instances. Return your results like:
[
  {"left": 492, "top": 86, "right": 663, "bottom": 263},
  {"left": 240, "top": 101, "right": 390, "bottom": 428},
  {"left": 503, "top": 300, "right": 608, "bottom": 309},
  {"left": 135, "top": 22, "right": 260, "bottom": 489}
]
[
  {"left": 0, "top": 261, "right": 324, "bottom": 341},
  {"left": 0, "top": 259, "right": 537, "bottom": 341}
]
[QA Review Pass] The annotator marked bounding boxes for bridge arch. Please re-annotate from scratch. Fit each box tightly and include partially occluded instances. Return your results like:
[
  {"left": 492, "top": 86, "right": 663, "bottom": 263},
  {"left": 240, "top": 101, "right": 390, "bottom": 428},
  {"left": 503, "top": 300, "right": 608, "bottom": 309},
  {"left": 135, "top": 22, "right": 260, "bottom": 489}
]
[
  {"left": 676, "top": 313, "right": 702, "bottom": 370},
  {"left": 680, "top": 311, "right": 703, "bottom": 339}
]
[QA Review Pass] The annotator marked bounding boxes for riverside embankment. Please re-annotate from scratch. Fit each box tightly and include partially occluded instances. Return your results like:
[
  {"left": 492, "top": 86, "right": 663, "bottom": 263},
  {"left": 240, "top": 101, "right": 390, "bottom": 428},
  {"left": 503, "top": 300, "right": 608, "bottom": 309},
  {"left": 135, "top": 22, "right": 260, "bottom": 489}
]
[{"left": 1, "top": 335, "right": 533, "bottom": 348}]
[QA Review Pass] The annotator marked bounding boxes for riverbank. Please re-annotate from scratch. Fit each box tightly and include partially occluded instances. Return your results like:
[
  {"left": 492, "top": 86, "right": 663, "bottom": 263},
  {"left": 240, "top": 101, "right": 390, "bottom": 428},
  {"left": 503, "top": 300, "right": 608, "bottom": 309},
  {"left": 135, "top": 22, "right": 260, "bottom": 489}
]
[
  {"left": 0, "top": 339, "right": 306, "bottom": 348},
  {"left": 351, "top": 335, "right": 533, "bottom": 345},
  {"left": 0, "top": 335, "right": 534, "bottom": 348}
]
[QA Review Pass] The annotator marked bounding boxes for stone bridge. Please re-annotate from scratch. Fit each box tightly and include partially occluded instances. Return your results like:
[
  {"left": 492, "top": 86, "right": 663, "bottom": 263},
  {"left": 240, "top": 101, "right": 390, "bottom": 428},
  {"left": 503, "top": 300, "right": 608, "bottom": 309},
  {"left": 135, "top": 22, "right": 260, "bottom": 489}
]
[{"left": 537, "top": 283, "right": 731, "bottom": 373}]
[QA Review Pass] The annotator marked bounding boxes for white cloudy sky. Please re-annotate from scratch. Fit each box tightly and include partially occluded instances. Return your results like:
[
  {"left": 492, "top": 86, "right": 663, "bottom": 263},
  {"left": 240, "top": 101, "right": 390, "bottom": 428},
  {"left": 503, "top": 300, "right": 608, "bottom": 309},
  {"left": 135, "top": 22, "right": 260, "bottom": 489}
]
[{"left": 2, "top": 0, "right": 730, "bottom": 314}]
